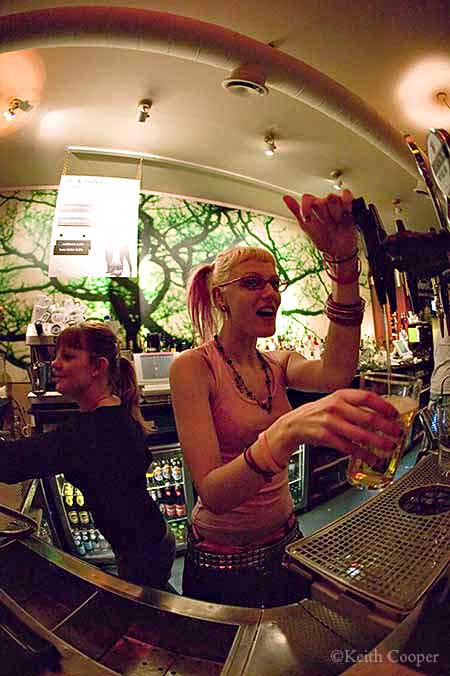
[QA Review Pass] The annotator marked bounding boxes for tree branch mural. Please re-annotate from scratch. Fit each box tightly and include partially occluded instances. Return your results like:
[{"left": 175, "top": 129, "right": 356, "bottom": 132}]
[{"left": 0, "top": 187, "right": 346, "bottom": 372}]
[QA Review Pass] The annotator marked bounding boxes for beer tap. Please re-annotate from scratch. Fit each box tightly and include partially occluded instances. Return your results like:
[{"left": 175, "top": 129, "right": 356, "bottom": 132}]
[
  {"left": 352, "top": 197, "right": 397, "bottom": 313},
  {"left": 352, "top": 131, "right": 450, "bottom": 337}
]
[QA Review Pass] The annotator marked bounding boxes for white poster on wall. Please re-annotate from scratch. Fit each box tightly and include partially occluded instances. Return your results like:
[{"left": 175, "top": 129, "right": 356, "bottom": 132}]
[{"left": 48, "top": 175, "right": 140, "bottom": 278}]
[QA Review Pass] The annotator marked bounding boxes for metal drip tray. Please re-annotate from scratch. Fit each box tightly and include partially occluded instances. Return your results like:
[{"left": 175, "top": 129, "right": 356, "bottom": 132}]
[
  {"left": 0, "top": 505, "right": 36, "bottom": 537},
  {"left": 399, "top": 484, "right": 450, "bottom": 515},
  {"left": 286, "top": 455, "right": 450, "bottom": 618}
]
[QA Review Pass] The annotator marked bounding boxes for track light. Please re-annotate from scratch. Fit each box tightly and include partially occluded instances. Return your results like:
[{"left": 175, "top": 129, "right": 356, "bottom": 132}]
[
  {"left": 136, "top": 99, "right": 152, "bottom": 123},
  {"left": 330, "top": 169, "right": 344, "bottom": 191},
  {"left": 264, "top": 133, "right": 276, "bottom": 157},
  {"left": 2, "top": 97, "right": 33, "bottom": 122}
]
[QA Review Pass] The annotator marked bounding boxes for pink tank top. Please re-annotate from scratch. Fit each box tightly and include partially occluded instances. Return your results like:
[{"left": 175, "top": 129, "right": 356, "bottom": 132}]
[{"left": 191, "top": 340, "right": 294, "bottom": 546}]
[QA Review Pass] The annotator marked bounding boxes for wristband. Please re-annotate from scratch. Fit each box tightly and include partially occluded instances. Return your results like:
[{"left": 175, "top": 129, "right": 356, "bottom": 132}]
[
  {"left": 323, "top": 249, "right": 358, "bottom": 264},
  {"left": 324, "top": 258, "right": 361, "bottom": 285},
  {"left": 258, "top": 431, "right": 286, "bottom": 473},
  {"left": 325, "top": 294, "right": 366, "bottom": 327},
  {"left": 243, "top": 446, "right": 274, "bottom": 483}
]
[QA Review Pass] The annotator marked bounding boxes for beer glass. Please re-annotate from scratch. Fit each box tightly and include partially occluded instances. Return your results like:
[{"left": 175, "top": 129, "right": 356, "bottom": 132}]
[
  {"left": 432, "top": 402, "right": 450, "bottom": 476},
  {"left": 347, "top": 371, "right": 422, "bottom": 490}
]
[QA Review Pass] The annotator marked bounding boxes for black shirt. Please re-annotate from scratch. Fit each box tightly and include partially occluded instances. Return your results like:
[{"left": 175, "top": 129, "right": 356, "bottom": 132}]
[{"left": 0, "top": 406, "right": 166, "bottom": 554}]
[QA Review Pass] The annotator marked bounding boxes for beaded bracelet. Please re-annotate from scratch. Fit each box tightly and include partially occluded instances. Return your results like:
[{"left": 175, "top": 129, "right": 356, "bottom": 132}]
[
  {"left": 325, "top": 294, "right": 366, "bottom": 327},
  {"left": 243, "top": 445, "right": 275, "bottom": 483}
]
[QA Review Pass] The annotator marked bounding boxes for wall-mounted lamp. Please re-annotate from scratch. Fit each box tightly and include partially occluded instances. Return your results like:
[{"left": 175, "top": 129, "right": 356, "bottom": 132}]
[
  {"left": 2, "top": 97, "right": 33, "bottom": 122},
  {"left": 136, "top": 99, "right": 152, "bottom": 123},
  {"left": 264, "top": 133, "right": 277, "bottom": 157},
  {"left": 436, "top": 91, "right": 450, "bottom": 111},
  {"left": 330, "top": 169, "right": 344, "bottom": 191}
]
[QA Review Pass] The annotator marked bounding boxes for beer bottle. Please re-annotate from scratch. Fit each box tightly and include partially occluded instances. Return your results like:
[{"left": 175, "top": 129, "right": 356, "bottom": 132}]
[
  {"left": 165, "top": 486, "right": 176, "bottom": 518},
  {"left": 81, "top": 529, "right": 92, "bottom": 553},
  {"left": 156, "top": 488, "right": 166, "bottom": 515},
  {"left": 75, "top": 488, "right": 85, "bottom": 508},
  {"left": 79, "top": 509, "right": 90, "bottom": 528},
  {"left": 162, "top": 459, "right": 172, "bottom": 482},
  {"left": 67, "top": 507, "right": 79, "bottom": 527},
  {"left": 146, "top": 465, "right": 154, "bottom": 488},
  {"left": 153, "top": 460, "right": 163, "bottom": 483},
  {"left": 171, "top": 458, "right": 182, "bottom": 482},
  {"left": 174, "top": 485, "right": 187, "bottom": 518}
]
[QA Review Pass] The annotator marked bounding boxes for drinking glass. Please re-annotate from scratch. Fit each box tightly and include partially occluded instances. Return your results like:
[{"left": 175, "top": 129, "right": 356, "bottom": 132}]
[
  {"left": 432, "top": 403, "right": 450, "bottom": 476},
  {"left": 346, "top": 371, "right": 422, "bottom": 490}
]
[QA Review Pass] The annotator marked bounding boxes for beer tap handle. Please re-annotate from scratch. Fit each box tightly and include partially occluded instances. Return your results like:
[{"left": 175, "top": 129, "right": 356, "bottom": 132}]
[
  {"left": 404, "top": 273, "right": 421, "bottom": 315},
  {"left": 431, "top": 276, "right": 445, "bottom": 337},
  {"left": 352, "top": 197, "right": 387, "bottom": 307},
  {"left": 439, "top": 272, "right": 450, "bottom": 336},
  {"left": 368, "top": 203, "right": 397, "bottom": 313}
]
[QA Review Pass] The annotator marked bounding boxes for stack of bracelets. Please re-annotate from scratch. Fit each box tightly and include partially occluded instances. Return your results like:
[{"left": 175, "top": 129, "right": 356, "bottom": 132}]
[
  {"left": 322, "top": 248, "right": 366, "bottom": 327},
  {"left": 243, "top": 432, "right": 285, "bottom": 483}
]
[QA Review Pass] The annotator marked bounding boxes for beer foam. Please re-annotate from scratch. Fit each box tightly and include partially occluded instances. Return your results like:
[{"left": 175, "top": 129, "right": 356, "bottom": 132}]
[{"left": 383, "top": 394, "right": 418, "bottom": 416}]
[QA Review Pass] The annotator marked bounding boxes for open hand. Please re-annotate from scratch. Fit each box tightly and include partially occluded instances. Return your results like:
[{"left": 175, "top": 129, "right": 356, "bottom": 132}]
[
  {"left": 283, "top": 189, "right": 357, "bottom": 260},
  {"left": 277, "top": 388, "right": 403, "bottom": 462}
]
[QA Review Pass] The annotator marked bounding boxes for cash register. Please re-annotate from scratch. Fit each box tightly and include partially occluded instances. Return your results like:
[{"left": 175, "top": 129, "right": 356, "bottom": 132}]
[{"left": 133, "top": 351, "right": 178, "bottom": 400}]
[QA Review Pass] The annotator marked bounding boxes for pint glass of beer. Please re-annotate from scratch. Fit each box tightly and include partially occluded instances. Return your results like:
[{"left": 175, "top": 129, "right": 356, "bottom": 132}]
[{"left": 347, "top": 371, "right": 422, "bottom": 490}]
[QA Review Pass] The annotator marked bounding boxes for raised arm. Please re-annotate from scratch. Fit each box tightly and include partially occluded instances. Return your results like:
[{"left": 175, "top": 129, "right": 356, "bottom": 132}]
[{"left": 283, "top": 189, "right": 362, "bottom": 392}]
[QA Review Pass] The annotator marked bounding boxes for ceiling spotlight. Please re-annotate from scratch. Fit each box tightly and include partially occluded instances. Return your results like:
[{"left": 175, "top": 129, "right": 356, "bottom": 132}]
[
  {"left": 330, "top": 169, "right": 344, "bottom": 191},
  {"left": 264, "top": 133, "right": 277, "bottom": 157},
  {"left": 222, "top": 64, "right": 269, "bottom": 97},
  {"left": 136, "top": 99, "right": 152, "bottom": 123},
  {"left": 436, "top": 91, "right": 450, "bottom": 111},
  {"left": 2, "top": 97, "right": 33, "bottom": 122}
]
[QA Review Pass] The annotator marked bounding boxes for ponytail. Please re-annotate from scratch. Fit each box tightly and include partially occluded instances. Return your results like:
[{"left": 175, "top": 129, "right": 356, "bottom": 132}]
[
  {"left": 117, "top": 357, "right": 150, "bottom": 433},
  {"left": 187, "top": 263, "right": 217, "bottom": 343}
]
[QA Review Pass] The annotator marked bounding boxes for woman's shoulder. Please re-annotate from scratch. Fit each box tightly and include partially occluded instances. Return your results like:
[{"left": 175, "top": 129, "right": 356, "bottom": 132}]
[
  {"left": 170, "top": 342, "right": 218, "bottom": 389},
  {"left": 171, "top": 342, "right": 216, "bottom": 372}
]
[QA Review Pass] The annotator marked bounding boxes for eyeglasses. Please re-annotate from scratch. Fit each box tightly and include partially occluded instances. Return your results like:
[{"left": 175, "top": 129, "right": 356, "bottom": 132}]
[{"left": 217, "top": 273, "right": 288, "bottom": 293}]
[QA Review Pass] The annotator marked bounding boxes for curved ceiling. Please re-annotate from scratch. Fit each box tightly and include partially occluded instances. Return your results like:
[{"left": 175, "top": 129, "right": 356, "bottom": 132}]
[{"left": 0, "top": 1, "right": 448, "bottom": 231}]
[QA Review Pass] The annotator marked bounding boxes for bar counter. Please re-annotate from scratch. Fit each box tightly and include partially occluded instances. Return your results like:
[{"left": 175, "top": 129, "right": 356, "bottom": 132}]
[{"left": 1, "top": 456, "right": 449, "bottom": 676}]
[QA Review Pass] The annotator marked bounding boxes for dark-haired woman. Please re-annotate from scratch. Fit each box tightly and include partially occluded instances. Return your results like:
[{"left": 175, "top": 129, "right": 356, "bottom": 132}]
[
  {"left": 0, "top": 322, "right": 175, "bottom": 590},
  {"left": 170, "top": 191, "right": 403, "bottom": 607}
]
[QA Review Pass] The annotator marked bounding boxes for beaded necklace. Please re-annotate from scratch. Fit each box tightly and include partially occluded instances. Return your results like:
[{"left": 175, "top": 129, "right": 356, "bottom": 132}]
[{"left": 214, "top": 334, "right": 272, "bottom": 414}]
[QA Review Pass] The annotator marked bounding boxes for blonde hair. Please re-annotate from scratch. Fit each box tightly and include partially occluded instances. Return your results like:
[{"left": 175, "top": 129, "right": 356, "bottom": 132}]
[
  {"left": 187, "top": 246, "right": 275, "bottom": 343},
  {"left": 57, "top": 322, "right": 149, "bottom": 432}
]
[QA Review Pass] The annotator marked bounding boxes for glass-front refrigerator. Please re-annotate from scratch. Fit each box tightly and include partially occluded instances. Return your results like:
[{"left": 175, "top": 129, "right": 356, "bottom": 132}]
[
  {"left": 39, "top": 441, "right": 194, "bottom": 570},
  {"left": 287, "top": 443, "right": 308, "bottom": 512}
]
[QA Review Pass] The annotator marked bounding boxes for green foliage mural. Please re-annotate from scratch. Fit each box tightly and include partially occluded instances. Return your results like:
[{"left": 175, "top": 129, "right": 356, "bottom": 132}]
[{"left": 0, "top": 187, "right": 360, "bottom": 373}]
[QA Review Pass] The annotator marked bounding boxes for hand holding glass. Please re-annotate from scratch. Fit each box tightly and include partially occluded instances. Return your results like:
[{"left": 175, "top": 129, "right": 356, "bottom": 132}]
[{"left": 347, "top": 372, "right": 422, "bottom": 490}]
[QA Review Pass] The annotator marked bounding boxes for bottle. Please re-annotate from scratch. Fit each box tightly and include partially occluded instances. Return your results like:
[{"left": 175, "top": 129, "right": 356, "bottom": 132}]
[
  {"left": 0, "top": 354, "right": 11, "bottom": 400},
  {"left": 156, "top": 488, "right": 166, "bottom": 515},
  {"left": 288, "top": 457, "right": 297, "bottom": 483},
  {"left": 153, "top": 460, "right": 163, "bottom": 483},
  {"left": 67, "top": 507, "right": 79, "bottom": 527},
  {"left": 74, "top": 488, "right": 85, "bottom": 508},
  {"left": 162, "top": 459, "right": 172, "bottom": 482},
  {"left": 164, "top": 486, "right": 176, "bottom": 518},
  {"left": 146, "top": 465, "right": 154, "bottom": 488},
  {"left": 174, "top": 485, "right": 187, "bottom": 517},
  {"left": 78, "top": 508, "right": 91, "bottom": 528},
  {"left": 171, "top": 458, "right": 182, "bottom": 482}
]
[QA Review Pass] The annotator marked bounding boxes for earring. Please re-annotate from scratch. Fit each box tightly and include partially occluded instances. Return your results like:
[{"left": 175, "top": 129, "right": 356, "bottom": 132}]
[{"left": 220, "top": 305, "right": 228, "bottom": 313}]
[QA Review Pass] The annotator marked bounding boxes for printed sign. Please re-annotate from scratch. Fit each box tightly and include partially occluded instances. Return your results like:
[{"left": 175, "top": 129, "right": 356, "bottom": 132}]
[{"left": 48, "top": 175, "right": 139, "bottom": 278}]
